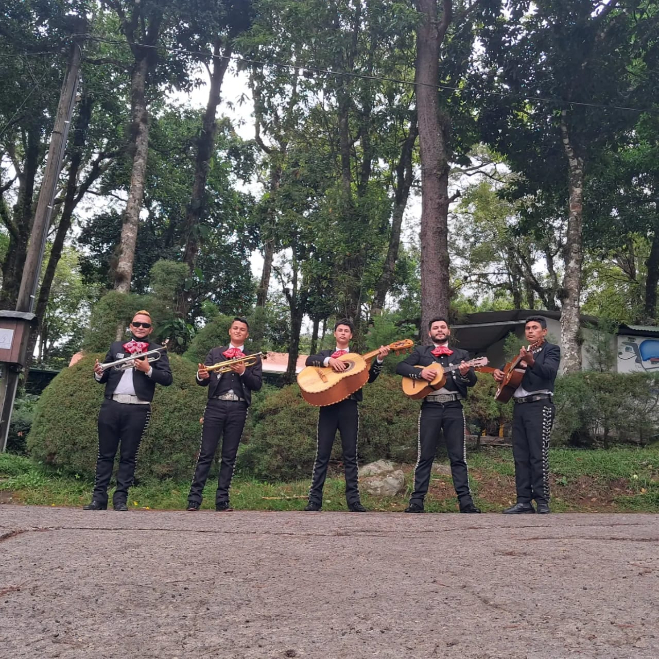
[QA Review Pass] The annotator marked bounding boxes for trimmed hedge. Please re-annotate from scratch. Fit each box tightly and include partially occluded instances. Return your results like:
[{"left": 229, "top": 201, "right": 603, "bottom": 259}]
[
  {"left": 27, "top": 353, "right": 207, "bottom": 480},
  {"left": 240, "top": 375, "right": 421, "bottom": 481},
  {"left": 553, "top": 371, "right": 659, "bottom": 447},
  {"left": 26, "top": 361, "right": 659, "bottom": 483}
]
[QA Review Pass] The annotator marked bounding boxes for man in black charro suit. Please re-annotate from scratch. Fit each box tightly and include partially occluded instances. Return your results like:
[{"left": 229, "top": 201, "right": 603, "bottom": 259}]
[
  {"left": 85, "top": 310, "right": 173, "bottom": 511},
  {"left": 493, "top": 316, "right": 560, "bottom": 514},
  {"left": 304, "top": 319, "right": 390, "bottom": 513},
  {"left": 396, "top": 316, "right": 480, "bottom": 514},
  {"left": 187, "top": 317, "right": 262, "bottom": 512}
]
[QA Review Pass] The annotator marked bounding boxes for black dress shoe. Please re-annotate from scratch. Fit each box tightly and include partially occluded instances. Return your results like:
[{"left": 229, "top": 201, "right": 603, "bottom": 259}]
[
  {"left": 502, "top": 502, "right": 535, "bottom": 514},
  {"left": 348, "top": 502, "right": 367, "bottom": 512},
  {"left": 304, "top": 501, "right": 322, "bottom": 511},
  {"left": 460, "top": 503, "right": 481, "bottom": 513},
  {"left": 404, "top": 503, "right": 424, "bottom": 513},
  {"left": 536, "top": 502, "right": 551, "bottom": 514},
  {"left": 113, "top": 502, "right": 129, "bottom": 511},
  {"left": 186, "top": 502, "right": 200, "bottom": 511},
  {"left": 83, "top": 500, "right": 107, "bottom": 511},
  {"left": 215, "top": 501, "right": 233, "bottom": 512}
]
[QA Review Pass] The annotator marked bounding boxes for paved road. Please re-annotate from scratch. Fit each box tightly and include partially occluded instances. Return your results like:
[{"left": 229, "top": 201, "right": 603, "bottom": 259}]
[{"left": 1, "top": 506, "right": 657, "bottom": 658}]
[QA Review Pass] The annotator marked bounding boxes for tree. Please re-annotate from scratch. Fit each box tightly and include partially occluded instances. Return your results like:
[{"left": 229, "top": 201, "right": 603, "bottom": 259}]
[
  {"left": 477, "top": 0, "right": 657, "bottom": 371},
  {"left": 178, "top": 0, "right": 254, "bottom": 309}
]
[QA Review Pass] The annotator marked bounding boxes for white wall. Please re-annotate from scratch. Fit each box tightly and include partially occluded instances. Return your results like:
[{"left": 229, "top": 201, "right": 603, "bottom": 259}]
[{"left": 617, "top": 335, "right": 659, "bottom": 374}]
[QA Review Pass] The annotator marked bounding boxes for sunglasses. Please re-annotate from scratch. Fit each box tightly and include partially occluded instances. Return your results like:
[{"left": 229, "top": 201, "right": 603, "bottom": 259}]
[{"left": 131, "top": 322, "right": 152, "bottom": 329}]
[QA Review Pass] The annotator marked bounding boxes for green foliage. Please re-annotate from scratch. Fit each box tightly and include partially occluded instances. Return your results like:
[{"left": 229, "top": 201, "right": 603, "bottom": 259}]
[
  {"left": 6, "top": 395, "right": 39, "bottom": 455},
  {"left": 149, "top": 259, "right": 189, "bottom": 302},
  {"left": 27, "top": 353, "right": 207, "bottom": 480},
  {"left": 503, "top": 332, "right": 526, "bottom": 361},
  {"left": 462, "top": 378, "right": 512, "bottom": 437},
  {"left": 240, "top": 375, "right": 421, "bottom": 481},
  {"left": 584, "top": 320, "right": 618, "bottom": 373},
  {"left": 553, "top": 372, "right": 659, "bottom": 448},
  {"left": 183, "top": 314, "right": 234, "bottom": 363},
  {"left": 83, "top": 291, "right": 146, "bottom": 352}
]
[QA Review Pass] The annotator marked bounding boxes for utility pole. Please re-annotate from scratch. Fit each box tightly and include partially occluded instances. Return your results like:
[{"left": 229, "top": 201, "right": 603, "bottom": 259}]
[{"left": 0, "top": 34, "right": 83, "bottom": 451}]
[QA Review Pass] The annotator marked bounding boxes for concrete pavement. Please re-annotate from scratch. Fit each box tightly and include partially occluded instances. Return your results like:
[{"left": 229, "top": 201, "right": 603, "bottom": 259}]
[{"left": 1, "top": 506, "right": 658, "bottom": 658}]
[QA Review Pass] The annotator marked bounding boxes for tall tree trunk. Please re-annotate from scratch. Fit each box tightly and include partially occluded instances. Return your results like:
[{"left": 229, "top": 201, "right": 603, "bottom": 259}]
[
  {"left": 114, "top": 55, "right": 151, "bottom": 294},
  {"left": 371, "top": 119, "right": 418, "bottom": 316},
  {"left": 336, "top": 86, "right": 362, "bottom": 325},
  {"left": 181, "top": 38, "right": 232, "bottom": 277},
  {"left": 1, "top": 128, "right": 40, "bottom": 309},
  {"left": 25, "top": 93, "right": 95, "bottom": 371},
  {"left": 415, "top": 0, "right": 453, "bottom": 343},
  {"left": 255, "top": 161, "right": 283, "bottom": 307},
  {"left": 559, "top": 111, "right": 584, "bottom": 373},
  {"left": 310, "top": 316, "right": 320, "bottom": 356},
  {"left": 285, "top": 305, "right": 304, "bottom": 385},
  {"left": 644, "top": 227, "right": 659, "bottom": 321}
]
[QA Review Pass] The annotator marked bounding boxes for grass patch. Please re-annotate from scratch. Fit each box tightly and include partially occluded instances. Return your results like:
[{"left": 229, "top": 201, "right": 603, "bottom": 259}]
[{"left": 1, "top": 445, "right": 658, "bottom": 513}]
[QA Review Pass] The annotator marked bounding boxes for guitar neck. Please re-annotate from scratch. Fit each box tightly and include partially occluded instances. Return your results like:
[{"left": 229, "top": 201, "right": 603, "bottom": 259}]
[{"left": 362, "top": 349, "right": 380, "bottom": 362}]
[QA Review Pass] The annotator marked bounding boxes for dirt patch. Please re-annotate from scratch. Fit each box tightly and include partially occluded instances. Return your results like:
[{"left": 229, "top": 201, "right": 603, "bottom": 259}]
[{"left": 386, "top": 464, "right": 639, "bottom": 513}]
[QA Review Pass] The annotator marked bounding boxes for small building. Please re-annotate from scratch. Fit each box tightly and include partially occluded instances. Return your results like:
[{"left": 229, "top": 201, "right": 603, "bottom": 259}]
[
  {"left": 262, "top": 352, "right": 308, "bottom": 375},
  {"left": 450, "top": 309, "right": 659, "bottom": 374}
]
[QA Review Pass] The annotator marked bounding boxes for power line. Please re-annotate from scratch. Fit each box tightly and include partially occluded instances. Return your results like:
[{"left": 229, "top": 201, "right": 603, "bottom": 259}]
[{"left": 72, "top": 34, "right": 656, "bottom": 115}]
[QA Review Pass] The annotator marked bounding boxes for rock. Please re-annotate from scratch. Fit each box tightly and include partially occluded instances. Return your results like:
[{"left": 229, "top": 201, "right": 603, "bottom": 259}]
[
  {"left": 360, "top": 470, "right": 406, "bottom": 497},
  {"left": 359, "top": 460, "right": 395, "bottom": 477},
  {"left": 432, "top": 463, "right": 452, "bottom": 476}
]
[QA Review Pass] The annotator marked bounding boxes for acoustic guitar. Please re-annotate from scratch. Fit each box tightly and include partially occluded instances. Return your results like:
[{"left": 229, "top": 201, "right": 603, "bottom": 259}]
[
  {"left": 297, "top": 339, "right": 414, "bottom": 407},
  {"left": 494, "top": 341, "right": 543, "bottom": 403},
  {"left": 401, "top": 357, "right": 491, "bottom": 400}
]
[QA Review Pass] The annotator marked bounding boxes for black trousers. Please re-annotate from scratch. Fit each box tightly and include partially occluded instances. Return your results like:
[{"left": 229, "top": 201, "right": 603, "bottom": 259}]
[
  {"left": 512, "top": 400, "right": 555, "bottom": 504},
  {"left": 188, "top": 399, "right": 248, "bottom": 506},
  {"left": 410, "top": 401, "right": 473, "bottom": 507},
  {"left": 308, "top": 399, "right": 360, "bottom": 506},
  {"left": 92, "top": 399, "right": 151, "bottom": 506}
]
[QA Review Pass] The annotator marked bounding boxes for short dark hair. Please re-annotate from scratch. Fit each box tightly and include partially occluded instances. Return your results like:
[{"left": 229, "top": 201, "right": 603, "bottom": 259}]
[
  {"left": 525, "top": 315, "right": 547, "bottom": 329},
  {"left": 428, "top": 316, "right": 450, "bottom": 330},
  {"left": 334, "top": 318, "right": 355, "bottom": 333},
  {"left": 232, "top": 316, "right": 249, "bottom": 330}
]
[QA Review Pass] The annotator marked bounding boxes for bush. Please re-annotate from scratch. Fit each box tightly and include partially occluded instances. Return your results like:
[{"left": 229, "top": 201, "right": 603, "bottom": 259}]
[
  {"left": 240, "top": 374, "right": 422, "bottom": 481},
  {"left": 27, "top": 353, "right": 207, "bottom": 480},
  {"left": 6, "top": 394, "right": 39, "bottom": 454},
  {"left": 462, "top": 377, "right": 512, "bottom": 436},
  {"left": 553, "top": 371, "right": 659, "bottom": 447},
  {"left": 183, "top": 315, "right": 234, "bottom": 364},
  {"left": 83, "top": 291, "right": 147, "bottom": 352}
]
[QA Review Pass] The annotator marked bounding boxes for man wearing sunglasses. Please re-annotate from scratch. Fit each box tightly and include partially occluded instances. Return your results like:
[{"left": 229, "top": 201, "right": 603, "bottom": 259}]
[{"left": 84, "top": 310, "right": 172, "bottom": 511}]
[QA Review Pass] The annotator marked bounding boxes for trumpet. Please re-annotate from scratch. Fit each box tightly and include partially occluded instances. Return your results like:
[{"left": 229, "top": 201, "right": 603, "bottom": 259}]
[
  {"left": 100, "top": 345, "right": 168, "bottom": 371},
  {"left": 205, "top": 352, "right": 265, "bottom": 374}
]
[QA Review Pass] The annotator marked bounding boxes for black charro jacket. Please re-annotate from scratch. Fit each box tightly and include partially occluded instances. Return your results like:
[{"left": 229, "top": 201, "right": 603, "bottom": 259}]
[
  {"left": 305, "top": 348, "right": 383, "bottom": 403},
  {"left": 196, "top": 345, "right": 263, "bottom": 407},
  {"left": 396, "top": 345, "right": 477, "bottom": 399},
  {"left": 95, "top": 340, "right": 173, "bottom": 402},
  {"left": 517, "top": 341, "right": 560, "bottom": 393}
]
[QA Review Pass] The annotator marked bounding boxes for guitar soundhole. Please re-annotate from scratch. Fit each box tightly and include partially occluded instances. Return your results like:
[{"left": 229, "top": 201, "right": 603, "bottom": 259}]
[{"left": 343, "top": 360, "right": 356, "bottom": 373}]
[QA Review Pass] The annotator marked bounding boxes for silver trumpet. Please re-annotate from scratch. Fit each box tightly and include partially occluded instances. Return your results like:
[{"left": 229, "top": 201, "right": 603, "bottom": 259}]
[{"left": 100, "top": 344, "right": 168, "bottom": 371}]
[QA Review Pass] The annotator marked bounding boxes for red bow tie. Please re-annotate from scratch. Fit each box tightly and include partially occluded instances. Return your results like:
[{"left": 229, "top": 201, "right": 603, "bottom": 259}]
[
  {"left": 123, "top": 340, "right": 149, "bottom": 355},
  {"left": 331, "top": 349, "right": 348, "bottom": 359},
  {"left": 431, "top": 345, "right": 453, "bottom": 357},
  {"left": 223, "top": 347, "right": 245, "bottom": 359}
]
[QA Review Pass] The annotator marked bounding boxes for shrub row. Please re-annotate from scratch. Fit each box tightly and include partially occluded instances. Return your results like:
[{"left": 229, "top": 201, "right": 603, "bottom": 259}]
[
  {"left": 27, "top": 364, "right": 659, "bottom": 483},
  {"left": 28, "top": 353, "right": 207, "bottom": 480}
]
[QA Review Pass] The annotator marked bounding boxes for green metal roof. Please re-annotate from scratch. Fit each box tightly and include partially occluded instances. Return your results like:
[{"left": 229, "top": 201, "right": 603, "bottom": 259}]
[{"left": 618, "top": 324, "right": 659, "bottom": 336}]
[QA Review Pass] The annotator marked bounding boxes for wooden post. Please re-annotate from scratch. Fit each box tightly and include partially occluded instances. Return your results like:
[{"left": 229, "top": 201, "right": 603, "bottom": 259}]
[{"left": 0, "top": 35, "right": 82, "bottom": 451}]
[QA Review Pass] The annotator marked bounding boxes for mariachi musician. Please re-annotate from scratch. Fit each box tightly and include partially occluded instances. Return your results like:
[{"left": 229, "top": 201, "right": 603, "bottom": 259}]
[
  {"left": 187, "top": 317, "right": 262, "bottom": 512},
  {"left": 493, "top": 316, "right": 560, "bottom": 514},
  {"left": 304, "top": 319, "right": 390, "bottom": 512},
  {"left": 396, "top": 316, "right": 480, "bottom": 514},
  {"left": 85, "top": 310, "right": 173, "bottom": 511}
]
